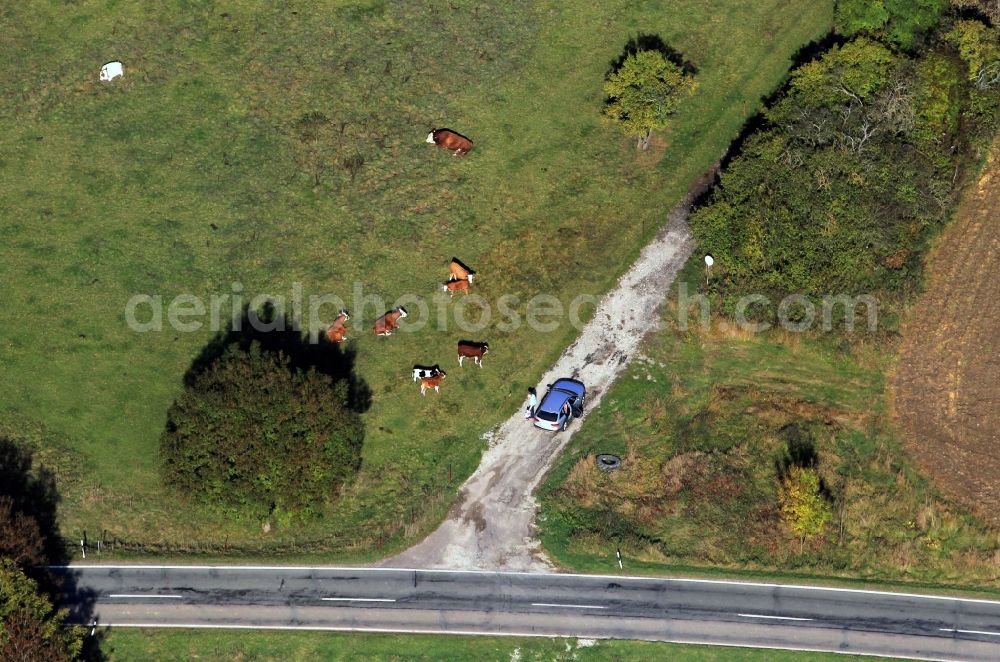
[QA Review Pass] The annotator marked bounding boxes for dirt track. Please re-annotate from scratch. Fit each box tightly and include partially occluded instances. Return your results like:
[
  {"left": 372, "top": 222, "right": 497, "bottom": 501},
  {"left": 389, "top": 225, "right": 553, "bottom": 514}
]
[
  {"left": 381, "top": 172, "right": 714, "bottom": 570},
  {"left": 893, "top": 143, "right": 1000, "bottom": 525}
]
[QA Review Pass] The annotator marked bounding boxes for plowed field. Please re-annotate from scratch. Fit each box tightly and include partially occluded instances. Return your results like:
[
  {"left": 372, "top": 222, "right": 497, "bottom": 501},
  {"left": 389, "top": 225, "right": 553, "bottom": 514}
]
[{"left": 894, "top": 143, "right": 1000, "bottom": 525}]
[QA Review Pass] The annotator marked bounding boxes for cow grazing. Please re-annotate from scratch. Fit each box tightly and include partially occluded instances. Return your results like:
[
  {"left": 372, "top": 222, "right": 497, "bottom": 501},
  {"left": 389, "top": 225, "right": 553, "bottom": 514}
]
[
  {"left": 426, "top": 128, "right": 474, "bottom": 156},
  {"left": 442, "top": 278, "right": 470, "bottom": 296},
  {"left": 373, "top": 306, "right": 408, "bottom": 336},
  {"left": 457, "top": 341, "right": 489, "bottom": 367},
  {"left": 412, "top": 364, "right": 441, "bottom": 382},
  {"left": 325, "top": 309, "right": 350, "bottom": 343},
  {"left": 448, "top": 257, "right": 475, "bottom": 284},
  {"left": 420, "top": 370, "right": 447, "bottom": 395}
]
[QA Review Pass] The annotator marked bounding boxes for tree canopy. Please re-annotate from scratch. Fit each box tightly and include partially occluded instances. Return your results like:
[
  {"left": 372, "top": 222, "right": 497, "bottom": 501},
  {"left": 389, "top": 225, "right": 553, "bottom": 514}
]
[
  {"left": 603, "top": 48, "right": 696, "bottom": 149},
  {"left": 0, "top": 560, "right": 84, "bottom": 662},
  {"left": 835, "top": 0, "right": 948, "bottom": 49},
  {"left": 690, "top": 17, "right": 1000, "bottom": 324},
  {"left": 160, "top": 342, "right": 364, "bottom": 522}
]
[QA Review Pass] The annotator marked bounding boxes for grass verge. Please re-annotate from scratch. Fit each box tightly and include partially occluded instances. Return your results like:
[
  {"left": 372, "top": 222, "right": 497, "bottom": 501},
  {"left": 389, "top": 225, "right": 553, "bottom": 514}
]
[{"left": 101, "top": 629, "right": 884, "bottom": 661}]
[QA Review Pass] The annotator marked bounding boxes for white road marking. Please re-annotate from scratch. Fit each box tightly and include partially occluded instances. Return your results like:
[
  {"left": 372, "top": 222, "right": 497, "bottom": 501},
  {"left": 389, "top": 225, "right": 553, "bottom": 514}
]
[
  {"left": 321, "top": 598, "right": 396, "bottom": 603},
  {"left": 532, "top": 602, "right": 606, "bottom": 610},
  {"left": 939, "top": 628, "right": 1000, "bottom": 637},
  {"left": 57, "top": 565, "right": 1000, "bottom": 607},
  {"left": 108, "top": 594, "right": 183, "bottom": 599},
  {"left": 739, "top": 613, "right": 813, "bottom": 622}
]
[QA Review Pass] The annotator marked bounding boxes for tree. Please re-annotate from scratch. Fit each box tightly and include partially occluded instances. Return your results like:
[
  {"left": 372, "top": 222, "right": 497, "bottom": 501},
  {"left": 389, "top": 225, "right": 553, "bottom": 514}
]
[
  {"left": 0, "top": 497, "right": 45, "bottom": 570},
  {"left": 160, "top": 342, "right": 364, "bottom": 522},
  {"left": 603, "top": 49, "right": 696, "bottom": 150},
  {"left": 0, "top": 438, "right": 63, "bottom": 571},
  {"left": 779, "top": 466, "right": 832, "bottom": 552},
  {"left": 947, "top": 20, "right": 1000, "bottom": 90},
  {"left": 0, "top": 560, "right": 83, "bottom": 662},
  {"left": 835, "top": 0, "right": 948, "bottom": 49}
]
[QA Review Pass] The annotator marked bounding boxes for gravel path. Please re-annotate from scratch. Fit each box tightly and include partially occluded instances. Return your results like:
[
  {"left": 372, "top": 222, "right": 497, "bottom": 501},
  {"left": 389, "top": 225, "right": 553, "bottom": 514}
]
[{"left": 383, "top": 173, "right": 713, "bottom": 571}]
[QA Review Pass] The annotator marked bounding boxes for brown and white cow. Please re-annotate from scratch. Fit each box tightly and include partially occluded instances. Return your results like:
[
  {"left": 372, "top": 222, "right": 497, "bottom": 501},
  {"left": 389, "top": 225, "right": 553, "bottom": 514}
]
[
  {"left": 412, "top": 364, "right": 441, "bottom": 382},
  {"left": 457, "top": 340, "right": 489, "bottom": 367},
  {"left": 442, "top": 278, "right": 470, "bottom": 296},
  {"left": 373, "top": 306, "right": 408, "bottom": 336},
  {"left": 325, "top": 309, "right": 350, "bottom": 343},
  {"left": 426, "top": 128, "right": 474, "bottom": 156},
  {"left": 420, "top": 370, "right": 447, "bottom": 395},
  {"left": 448, "top": 257, "right": 475, "bottom": 284}
]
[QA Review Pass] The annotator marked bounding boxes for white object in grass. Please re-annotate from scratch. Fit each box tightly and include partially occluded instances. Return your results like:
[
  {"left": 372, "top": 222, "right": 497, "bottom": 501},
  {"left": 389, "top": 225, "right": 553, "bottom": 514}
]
[{"left": 100, "top": 61, "right": 124, "bottom": 81}]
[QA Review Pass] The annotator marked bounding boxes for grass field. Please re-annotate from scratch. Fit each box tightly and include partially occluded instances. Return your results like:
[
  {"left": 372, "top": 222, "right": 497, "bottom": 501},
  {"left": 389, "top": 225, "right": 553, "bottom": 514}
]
[
  {"left": 101, "top": 629, "right": 884, "bottom": 661},
  {"left": 0, "top": 1, "right": 832, "bottom": 554},
  {"left": 537, "top": 256, "right": 1000, "bottom": 589}
]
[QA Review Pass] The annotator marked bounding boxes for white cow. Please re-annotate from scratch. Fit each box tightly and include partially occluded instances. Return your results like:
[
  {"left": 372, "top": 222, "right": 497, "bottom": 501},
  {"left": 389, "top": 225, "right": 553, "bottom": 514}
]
[{"left": 100, "top": 61, "right": 124, "bottom": 82}]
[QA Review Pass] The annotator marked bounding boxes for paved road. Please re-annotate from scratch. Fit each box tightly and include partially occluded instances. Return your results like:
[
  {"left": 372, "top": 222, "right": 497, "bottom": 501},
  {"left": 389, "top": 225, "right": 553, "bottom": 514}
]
[{"left": 57, "top": 565, "right": 1000, "bottom": 661}]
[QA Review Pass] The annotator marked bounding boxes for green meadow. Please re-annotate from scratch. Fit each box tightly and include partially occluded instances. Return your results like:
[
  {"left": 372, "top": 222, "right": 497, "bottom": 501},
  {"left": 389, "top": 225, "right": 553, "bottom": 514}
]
[{"left": 0, "top": 1, "right": 832, "bottom": 554}]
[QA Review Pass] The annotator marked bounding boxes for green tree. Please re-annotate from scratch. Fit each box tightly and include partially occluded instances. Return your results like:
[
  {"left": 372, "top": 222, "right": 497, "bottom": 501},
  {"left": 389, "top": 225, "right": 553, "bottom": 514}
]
[
  {"left": 159, "top": 342, "right": 364, "bottom": 522},
  {"left": 778, "top": 466, "right": 832, "bottom": 552},
  {"left": 947, "top": 20, "right": 1000, "bottom": 90},
  {"left": 835, "top": 0, "right": 947, "bottom": 49},
  {"left": 603, "top": 49, "right": 696, "bottom": 150},
  {"left": 0, "top": 560, "right": 83, "bottom": 662}
]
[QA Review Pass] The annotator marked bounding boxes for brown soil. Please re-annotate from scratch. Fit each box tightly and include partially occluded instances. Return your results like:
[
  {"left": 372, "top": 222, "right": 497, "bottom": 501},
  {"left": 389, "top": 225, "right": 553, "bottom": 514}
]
[{"left": 893, "top": 142, "right": 1000, "bottom": 526}]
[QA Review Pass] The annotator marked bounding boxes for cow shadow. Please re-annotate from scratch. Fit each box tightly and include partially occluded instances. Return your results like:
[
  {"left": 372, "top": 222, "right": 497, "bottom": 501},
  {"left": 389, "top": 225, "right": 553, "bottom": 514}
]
[
  {"left": 184, "top": 302, "right": 372, "bottom": 413},
  {"left": 0, "top": 436, "right": 105, "bottom": 659},
  {"left": 608, "top": 33, "right": 698, "bottom": 76}
]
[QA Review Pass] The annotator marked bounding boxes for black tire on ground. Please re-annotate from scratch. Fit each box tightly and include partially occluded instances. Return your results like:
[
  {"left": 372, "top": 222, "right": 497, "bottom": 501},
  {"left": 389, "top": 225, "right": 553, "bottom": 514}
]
[{"left": 595, "top": 454, "right": 622, "bottom": 471}]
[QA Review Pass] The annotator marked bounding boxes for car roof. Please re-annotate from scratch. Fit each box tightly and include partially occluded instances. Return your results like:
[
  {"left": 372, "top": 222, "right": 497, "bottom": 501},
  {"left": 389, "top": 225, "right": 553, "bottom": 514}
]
[
  {"left": 551, "top": 378, "right": 585, "bottom": 398},
  {"left": 537, "top": 388, "right": 573, "bottom": 414},
  {"left": 538, "top": 378, "right": 585, "bottom": 413}
]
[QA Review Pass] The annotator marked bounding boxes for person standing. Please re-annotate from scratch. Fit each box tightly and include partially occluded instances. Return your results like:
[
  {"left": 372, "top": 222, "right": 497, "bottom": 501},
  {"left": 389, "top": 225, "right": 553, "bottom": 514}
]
[{"left": 525, "top": 387, "right": 537, "bottom": 420}]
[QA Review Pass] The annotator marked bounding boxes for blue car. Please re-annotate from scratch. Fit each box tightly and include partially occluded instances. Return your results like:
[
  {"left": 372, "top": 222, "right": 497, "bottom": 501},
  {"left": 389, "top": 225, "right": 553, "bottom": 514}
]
[{"left": 533, "top": 378, "right": 586, "bottom": 432}]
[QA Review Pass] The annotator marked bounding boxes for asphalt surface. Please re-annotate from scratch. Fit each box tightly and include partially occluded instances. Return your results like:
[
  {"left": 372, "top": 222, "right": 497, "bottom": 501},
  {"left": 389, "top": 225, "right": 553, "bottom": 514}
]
[{"left": 57, "top": 565, "right": 1000, "bottom": 661}]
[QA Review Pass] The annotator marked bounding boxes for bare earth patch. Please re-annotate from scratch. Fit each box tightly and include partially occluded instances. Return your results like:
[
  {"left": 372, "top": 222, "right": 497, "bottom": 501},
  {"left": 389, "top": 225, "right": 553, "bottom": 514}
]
[
  {"left": 381, "top": 171, "right": 716, "bottom": 571},
  {"left": 893, "top": 142, "right": 1000, "bottom": 526}
]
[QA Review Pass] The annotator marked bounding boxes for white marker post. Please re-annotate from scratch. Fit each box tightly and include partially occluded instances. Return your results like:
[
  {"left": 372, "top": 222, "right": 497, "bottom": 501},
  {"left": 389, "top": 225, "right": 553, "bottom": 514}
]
[{"left": 704, "top": 254, "right": 714, "bottom": 286}]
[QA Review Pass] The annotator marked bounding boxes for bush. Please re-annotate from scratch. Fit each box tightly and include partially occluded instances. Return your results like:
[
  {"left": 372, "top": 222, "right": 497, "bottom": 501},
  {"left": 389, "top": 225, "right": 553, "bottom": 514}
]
[
  {"left": 159, "top": 342, "right": 364, "bottom": 521},
  {"left": 779, "top": 466, "right": 832, "bottom": 550}
]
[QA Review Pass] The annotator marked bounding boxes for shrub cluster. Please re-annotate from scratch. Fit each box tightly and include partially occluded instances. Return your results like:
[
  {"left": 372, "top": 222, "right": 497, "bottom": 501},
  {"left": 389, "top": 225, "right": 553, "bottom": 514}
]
[
  {"left": 160, "top": 342, "right": 364, "bottom": 522},
  {"left": 691, "top": 14, "right": 1000, "bottom": 324}
]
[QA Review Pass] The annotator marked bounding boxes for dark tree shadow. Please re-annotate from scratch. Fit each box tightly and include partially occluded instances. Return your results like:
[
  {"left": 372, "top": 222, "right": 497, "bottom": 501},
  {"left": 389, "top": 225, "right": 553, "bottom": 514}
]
[
  {"left": 0, "top": 436, "right": 104, "bottom": 660},
  {"left": 183, "top": 302, "right": 372, "bottom": 413},
  {"left": 0, "top": 438, "right": 65, "bottom": 568},
  {"left": 773, "top": 423, "right": 833, "bottom": 501},
  {"left": 608, "top": 33, "right": 698, "bottom": 77}
]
